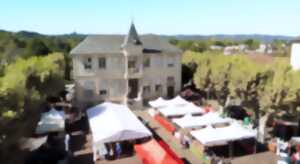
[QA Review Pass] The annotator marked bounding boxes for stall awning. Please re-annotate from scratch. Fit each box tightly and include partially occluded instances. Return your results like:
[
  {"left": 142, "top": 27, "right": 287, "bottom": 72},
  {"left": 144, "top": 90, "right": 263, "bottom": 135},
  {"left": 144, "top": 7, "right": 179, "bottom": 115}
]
[
  {"left": 134, "top": 139, "right": 183, "bottom": 164},
  {"left": 35, "top": 108, "right": 65, "bottom": 134},
  {"left": 87, "top": 102, "right": 152, "bottom": 145},
  {"left": 149, "top": 96, "right": 190, "bottom": 108},
  {"left": 191, "top": 122, "right": 256, "bottom": 147},
  {"left": 158, "top": 102, "right": 204, "bottom": 117},
  {"left": 172, "top": 112, "right": 231, "bottom": 129}
]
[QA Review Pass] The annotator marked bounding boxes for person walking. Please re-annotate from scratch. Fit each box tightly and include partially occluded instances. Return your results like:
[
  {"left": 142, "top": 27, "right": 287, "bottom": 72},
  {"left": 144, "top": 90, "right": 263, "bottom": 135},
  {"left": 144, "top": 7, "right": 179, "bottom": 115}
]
[{"left": 115, "top": 142, "right": 122, "bottom": 158}]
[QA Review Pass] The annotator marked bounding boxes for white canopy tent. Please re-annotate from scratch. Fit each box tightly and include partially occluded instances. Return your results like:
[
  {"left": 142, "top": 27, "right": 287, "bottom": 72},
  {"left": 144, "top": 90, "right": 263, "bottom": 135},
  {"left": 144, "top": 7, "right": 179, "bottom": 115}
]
[
  {"left": 87, "top": 102, "right": 152, "bottom": 146},
  {"left": 148, "top": 96, "right": 190, "bottom": 108},
  {"left": 158, "top": 102, "right": 204, "bottom": 117},
  {"left": 35, "top": 108, "right": 65, "bottom": 134},
  {"left": 148, "top": 97, "right": 167, "bottom": 108},
  {"left": 172, "top": 112, "right": 231, "bottom": 129},
  {"left": 191, "top": 122, "right": 256, "bottom": 147}
]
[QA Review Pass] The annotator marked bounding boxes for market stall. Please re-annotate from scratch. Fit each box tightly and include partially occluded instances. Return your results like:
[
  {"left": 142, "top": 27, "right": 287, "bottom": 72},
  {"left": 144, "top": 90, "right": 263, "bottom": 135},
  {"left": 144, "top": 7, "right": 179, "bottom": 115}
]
[
  {"left": 35, "top": 108, "right": 65, "bottom": 134},
  {"left": 149, "top": 96, "right": 190, "bottom": 108},
  {"left": 158, "top": 102, "right": 204, "bottom": 117},
  {"left": 190, "top": 122, "right": 256, "bottom": 147},
  {"left": 134, "top": 139, "right": 183, "bottom": 164},
  {"left": 87, "top": 102, "right": 152, "bottom": 161},
  {"left": 172, "top": 112, "right": 231, "bottom": 129}
]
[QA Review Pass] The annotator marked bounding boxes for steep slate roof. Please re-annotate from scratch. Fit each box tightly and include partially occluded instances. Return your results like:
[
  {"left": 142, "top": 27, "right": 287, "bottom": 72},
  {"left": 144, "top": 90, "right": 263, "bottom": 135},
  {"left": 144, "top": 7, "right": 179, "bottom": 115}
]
[
  {"left": 70, "top": 24, "right": 181, "bottom": 55},
  {"left": 122, "top": 23, "right": 142, "bottom": 46}
]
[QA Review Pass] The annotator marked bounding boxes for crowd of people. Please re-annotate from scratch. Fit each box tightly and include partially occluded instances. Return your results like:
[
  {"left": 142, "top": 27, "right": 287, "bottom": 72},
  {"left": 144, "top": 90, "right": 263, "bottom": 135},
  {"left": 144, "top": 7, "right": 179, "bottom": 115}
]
[
  {"left": 93, "top": 141, "right": 135, "bottom": 161},
  {"left": 275, "top": 138, "right": 300, "bottom": 164}
]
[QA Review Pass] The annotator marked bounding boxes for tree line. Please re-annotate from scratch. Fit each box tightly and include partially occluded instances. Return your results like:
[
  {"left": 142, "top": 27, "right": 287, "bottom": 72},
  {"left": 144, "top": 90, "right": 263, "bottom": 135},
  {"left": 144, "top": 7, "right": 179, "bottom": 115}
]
[
  {"left": 0, "top": 53, "right": 65, "bottom": 118},
  {"left": 182, "top": 51, "right": 300, "bottom": 120},
  {"left": 0, "top": 30, "right": 84, "bottom": 80},
  {"left": 0, "top": 30, "right": 84, "bottom": 120},
  {"left": 170, "top": 38, "right": 289, "bottom": 56}
]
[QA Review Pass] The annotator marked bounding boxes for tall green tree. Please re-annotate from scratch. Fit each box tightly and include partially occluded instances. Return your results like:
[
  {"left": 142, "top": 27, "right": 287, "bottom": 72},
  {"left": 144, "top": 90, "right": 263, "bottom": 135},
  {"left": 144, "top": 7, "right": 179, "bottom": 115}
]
[
  {"left": 244, "top": 39, "right": 260, "bottom": 50},
  {"left": 0, "top": 53, "right": 65, "bottom": 118},
  {"left": 25, "top": 38, "right": 51, "bottom": 56}
]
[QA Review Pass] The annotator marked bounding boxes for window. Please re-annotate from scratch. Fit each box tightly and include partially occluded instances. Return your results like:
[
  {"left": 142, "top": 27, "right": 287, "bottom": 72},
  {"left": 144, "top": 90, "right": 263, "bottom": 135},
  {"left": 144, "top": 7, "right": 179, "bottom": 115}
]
[
  {"left": 83, "top": 80, "right": 94, "bottom": 97},
  {"left": 155, "top": 84, "right": 162, "bottom": 93},
  {"left": 83, "top": 57, "right": 92, "bottom": 70},
  {"left": 84, "top": 90, "right": 93, "bottom": 97},
  {"left": 167, "top": 76, "right": 175, "bottom": 85},
  {"left": 99, "top": 80, "right": 109, "bottom": 96},
  {"left": 110, "top": 80, "right": 126, "bottom": 97},
  {"left": 128, "top": 60, "right": 136, "bottom": 69},
  {"left": 99, "top": 89, "right": 107, "bottom": 96},
  {"left": 166, "top": 56, "right": 175, "bottom": 67},
  {"left": 167, "top": 76, "right": 175, "bottom": 82},
  {"left": 143, "top": 85, "right": 151, "bottom": 94},
  {"left": 143, "top": 57, "right": 151, "bottom": 68},
  {"left": 98, "top": 57, "right": 106, "bottom": 69},
  {"left": 168, "top": 63, "right": 174, "bottom": 67}
]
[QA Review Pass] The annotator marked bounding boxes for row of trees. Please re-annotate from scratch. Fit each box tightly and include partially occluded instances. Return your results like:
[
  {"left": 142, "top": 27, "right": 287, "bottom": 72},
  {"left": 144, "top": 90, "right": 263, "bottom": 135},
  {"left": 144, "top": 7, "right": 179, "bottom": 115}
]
[
  {"left": 0, "top": 53, "right": 65, "bottom": 119},
  {"left": 170, "top": 38, "right": 262, "bottom": 52},
  {"left": 171, "top": 38, "right": 289, "bottom": 56},
  {"left": 182, "top": 51, "right": 300, "bottom": 117},
  {"left": 0, "top": 31, "right": 83, "bottom": 163},
  {"left": 0, "top": 30, "right": 84, "bottom": 80}
]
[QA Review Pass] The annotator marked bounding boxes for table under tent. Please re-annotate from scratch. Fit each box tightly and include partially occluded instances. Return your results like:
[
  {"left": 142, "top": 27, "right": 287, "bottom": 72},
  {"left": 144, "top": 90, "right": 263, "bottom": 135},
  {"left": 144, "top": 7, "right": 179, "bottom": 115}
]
[{"left": 86, "top": 102, "right": 152, "bottom": 161}]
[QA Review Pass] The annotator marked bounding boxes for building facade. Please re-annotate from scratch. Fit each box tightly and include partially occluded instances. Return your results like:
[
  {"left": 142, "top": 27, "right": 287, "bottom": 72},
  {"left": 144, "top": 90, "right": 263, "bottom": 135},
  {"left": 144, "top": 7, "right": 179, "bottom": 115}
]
[{"left": 70, "top": 23, "right": 182, "bottom": 107}]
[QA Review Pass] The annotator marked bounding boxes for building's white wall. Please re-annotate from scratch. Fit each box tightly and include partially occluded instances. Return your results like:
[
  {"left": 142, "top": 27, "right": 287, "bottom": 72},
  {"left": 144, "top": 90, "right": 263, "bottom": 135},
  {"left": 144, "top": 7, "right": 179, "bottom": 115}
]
[
  {"left": 75, "top": 76, "right": 127, "bottom": 104},
  {"left": 73, "top": 53, "right": 127, "bottom": 105},
  {"left": 291, "top": 43, "right": 300, "bottom": 70},
  {"left": 73, "top": 53, "right": 125, "bottom": 78},
  {"left": 73, "top": 51, "right": 182, "bottom": 105},
  {"left": 143, "top": 53, "right": 181, "bottom": 99}
]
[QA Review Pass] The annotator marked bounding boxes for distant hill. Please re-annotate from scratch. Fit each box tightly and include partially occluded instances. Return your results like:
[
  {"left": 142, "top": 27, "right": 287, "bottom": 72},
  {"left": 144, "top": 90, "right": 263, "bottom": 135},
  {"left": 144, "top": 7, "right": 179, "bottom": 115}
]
[
  {"left": 15, "top": 31, "right": 43, "bottom": 38},
  {"left": 162, "top": 34, "right": 296, "bottom": 43},
  {"left": 1, "top": 29, "right": 296, "bottom": 41},
  {"left": 0, "top": 29, "right": 86, "bottom": 63}
]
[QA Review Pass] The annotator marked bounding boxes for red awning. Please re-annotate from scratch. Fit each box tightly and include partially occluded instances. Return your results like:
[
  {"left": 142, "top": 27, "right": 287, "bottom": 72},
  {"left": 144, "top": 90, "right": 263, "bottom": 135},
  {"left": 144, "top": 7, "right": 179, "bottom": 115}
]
[
  {"left": 134, "top": 139, "right": 183, "bottom": 164},
  {"left": 154, "top": 115, "right": 176, "bottom": 133}
]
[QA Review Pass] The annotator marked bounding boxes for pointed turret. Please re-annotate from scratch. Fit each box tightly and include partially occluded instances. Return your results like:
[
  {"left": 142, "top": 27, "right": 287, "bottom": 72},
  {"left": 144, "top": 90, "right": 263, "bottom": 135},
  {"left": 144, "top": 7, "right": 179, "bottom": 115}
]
[{"left": 122, "top": 22, "right": 142, "bottom": 47}]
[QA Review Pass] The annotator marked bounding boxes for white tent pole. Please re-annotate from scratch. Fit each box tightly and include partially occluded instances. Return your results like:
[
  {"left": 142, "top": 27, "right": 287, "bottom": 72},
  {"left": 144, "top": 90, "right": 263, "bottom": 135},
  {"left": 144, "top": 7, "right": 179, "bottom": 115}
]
[{"left": 93, "top": 144, "right": 97, "bottom": 162}]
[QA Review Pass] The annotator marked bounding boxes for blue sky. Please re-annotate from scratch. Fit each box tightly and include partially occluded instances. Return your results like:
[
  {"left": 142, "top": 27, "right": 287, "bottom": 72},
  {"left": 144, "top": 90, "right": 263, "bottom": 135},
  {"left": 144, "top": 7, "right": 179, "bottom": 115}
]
[{"left": 1, "top": 0, "right": 300, "bottom": 36}]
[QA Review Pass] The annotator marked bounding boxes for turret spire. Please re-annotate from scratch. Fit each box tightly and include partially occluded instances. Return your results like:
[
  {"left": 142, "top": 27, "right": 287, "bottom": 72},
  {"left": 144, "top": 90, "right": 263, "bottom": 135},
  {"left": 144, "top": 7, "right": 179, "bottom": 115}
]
[{"left": 122, "top": 22, "right": 142, "bottom": 47}]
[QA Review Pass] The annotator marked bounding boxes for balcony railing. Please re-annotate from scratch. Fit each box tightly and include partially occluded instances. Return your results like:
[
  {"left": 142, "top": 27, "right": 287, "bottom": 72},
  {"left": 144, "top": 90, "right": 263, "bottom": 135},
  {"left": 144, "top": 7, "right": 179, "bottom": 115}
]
[{"left": 128, "top": 67, "right": 140, "bottom": 74}]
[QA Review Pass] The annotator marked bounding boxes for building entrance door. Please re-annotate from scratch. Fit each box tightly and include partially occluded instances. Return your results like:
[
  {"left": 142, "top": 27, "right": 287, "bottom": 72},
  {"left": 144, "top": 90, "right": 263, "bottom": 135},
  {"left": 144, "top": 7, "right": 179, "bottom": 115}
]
[
  {"left": 128, "top": 79, "right": 139, "bottom": 99},
  {"left": 167, "top": 86, "right": 175, "bottom": 99}
]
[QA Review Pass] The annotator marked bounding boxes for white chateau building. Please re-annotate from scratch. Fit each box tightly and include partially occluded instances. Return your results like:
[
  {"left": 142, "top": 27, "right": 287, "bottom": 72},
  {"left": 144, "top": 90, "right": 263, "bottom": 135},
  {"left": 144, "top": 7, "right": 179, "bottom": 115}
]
[
  {"left": 291, "top": 37, "right": 300, "bottom": 70},
  {"left": 70, "top": 23, "right": 182, "bottom": 107}
]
